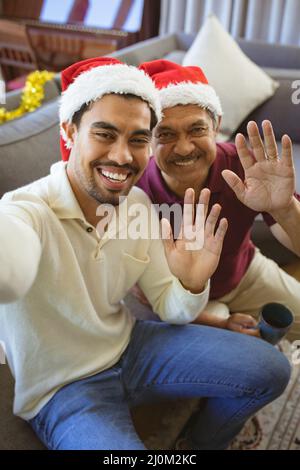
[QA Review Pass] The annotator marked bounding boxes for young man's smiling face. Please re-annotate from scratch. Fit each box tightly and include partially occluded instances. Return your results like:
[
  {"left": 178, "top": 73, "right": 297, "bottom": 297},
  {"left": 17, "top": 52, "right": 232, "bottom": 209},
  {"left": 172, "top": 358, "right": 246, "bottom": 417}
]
[
  {"left": 153, "top": 104, "right": 220, "bottom": 193},
  {"left": 63, "top": 94, "right": 153, "bottom": 209}
]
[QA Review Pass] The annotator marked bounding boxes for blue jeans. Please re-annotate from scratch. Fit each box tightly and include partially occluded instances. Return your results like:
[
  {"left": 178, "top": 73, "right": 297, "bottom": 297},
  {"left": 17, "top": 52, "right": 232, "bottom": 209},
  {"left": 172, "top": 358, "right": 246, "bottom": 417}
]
[{"left": 28, "top": 320, "right": 291, "bottom": 450}]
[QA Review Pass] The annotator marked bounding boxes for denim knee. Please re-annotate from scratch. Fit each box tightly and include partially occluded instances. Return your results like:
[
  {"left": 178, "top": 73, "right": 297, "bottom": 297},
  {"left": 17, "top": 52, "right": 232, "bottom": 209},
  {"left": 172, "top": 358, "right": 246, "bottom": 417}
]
[
  {"left": 249, "top": 339, "right": 291, "bottom": 399},
  {"left": 268, "top": 348, "right": 291, "bottom": 398}
]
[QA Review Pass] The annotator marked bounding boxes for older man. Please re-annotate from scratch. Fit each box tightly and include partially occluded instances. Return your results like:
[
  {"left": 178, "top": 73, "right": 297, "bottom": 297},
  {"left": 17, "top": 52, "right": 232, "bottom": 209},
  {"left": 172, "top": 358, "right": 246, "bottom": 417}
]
[
  {"left": 270, "top": 198, "right": 300, "bottom": 255},
  {"left": 0, "top": 57, "right": 290, "bottom": 451},
  {"left": 137, "top": 59, "right": 300, "bottom": 342}
]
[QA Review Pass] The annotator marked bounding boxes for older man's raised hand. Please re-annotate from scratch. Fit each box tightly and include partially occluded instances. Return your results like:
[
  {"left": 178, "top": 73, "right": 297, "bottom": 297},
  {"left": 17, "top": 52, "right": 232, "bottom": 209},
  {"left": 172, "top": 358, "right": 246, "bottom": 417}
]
[{"left": 222, "top": 120, "right": 295, "bottom": 213}]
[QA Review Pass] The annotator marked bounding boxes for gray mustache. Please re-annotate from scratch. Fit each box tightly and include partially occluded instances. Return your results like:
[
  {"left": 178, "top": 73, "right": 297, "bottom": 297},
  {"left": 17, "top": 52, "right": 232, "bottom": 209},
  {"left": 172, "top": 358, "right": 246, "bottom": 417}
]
[{"left": 169, "top": 152, "right": 202, "bottom": 163}]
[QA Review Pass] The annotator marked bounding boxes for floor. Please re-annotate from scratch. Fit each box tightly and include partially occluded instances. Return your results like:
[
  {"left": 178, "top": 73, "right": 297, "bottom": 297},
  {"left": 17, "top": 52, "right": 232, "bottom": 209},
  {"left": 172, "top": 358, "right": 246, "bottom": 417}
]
[{"left": 283, "top": 260, "right": 300, "bottom": 280}]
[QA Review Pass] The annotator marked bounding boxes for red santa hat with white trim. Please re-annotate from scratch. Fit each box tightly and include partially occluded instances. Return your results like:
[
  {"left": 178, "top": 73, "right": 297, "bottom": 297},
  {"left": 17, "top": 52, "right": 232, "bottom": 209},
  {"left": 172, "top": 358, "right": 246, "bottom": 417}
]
[
  {"left": 139, "top": 59, "right": 222, "bottom": 119},
  {"left": 59, "top": 57, "right": 162, "bottom": 161}
]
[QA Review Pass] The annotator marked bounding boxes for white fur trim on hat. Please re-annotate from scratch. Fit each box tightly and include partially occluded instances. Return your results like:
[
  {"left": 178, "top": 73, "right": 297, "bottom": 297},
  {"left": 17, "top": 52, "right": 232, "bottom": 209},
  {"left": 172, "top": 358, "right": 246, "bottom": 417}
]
[
  {"left": 59, "top": 64, "right": 162, "bottom": 143},
  {"left": 159, "top": 82, "right": 223, "bottom": 117}
]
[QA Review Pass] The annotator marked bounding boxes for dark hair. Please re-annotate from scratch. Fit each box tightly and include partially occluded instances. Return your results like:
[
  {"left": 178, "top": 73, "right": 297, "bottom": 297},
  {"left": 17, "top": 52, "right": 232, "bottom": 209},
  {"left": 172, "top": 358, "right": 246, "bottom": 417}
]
[{"left": 71, "top": 93, "right": 157, "bottom": 131}]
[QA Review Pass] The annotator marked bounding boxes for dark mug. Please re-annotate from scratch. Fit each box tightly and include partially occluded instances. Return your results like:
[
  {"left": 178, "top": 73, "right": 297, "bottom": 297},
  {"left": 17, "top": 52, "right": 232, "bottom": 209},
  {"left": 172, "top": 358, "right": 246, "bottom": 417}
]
[{"left": 258, "top": 302, "right": 294, "bottom": 345}]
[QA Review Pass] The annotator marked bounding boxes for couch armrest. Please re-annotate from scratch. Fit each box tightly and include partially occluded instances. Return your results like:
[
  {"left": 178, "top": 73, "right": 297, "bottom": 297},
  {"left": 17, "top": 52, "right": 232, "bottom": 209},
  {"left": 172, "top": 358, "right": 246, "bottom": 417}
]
[
  {"left": 236, "top": 68, "right": 300, "bottom": 143},
  {"left": 175, "top": 32, "right": 195, "bottom": 51}
]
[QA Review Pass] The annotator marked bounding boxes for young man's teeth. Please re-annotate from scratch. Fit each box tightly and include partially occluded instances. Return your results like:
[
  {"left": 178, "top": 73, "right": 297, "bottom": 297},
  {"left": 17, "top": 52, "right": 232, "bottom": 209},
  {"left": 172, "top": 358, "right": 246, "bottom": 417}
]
[{"left": 101, "top": 170, "right": 128, "bottom": 181}]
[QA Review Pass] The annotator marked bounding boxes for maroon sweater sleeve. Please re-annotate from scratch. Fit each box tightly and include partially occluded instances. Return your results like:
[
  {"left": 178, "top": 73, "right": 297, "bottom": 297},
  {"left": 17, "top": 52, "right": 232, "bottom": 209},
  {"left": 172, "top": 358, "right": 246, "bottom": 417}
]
[{"left": 262, "top": 193, "right": 300, "bottom": 226}]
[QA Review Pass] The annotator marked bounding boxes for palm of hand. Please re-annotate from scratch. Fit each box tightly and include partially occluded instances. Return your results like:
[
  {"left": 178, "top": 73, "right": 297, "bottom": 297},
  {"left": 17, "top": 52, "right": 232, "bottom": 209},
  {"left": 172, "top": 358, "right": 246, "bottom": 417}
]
[
  {"left": 196, "top": 228, "right": 223, "bottom": 279},
  {"left": 242, "top": 160, "right": 295, "bottom": 212},
  {"left": 168, "top": 221, "right": 223, "bottom": 285}
]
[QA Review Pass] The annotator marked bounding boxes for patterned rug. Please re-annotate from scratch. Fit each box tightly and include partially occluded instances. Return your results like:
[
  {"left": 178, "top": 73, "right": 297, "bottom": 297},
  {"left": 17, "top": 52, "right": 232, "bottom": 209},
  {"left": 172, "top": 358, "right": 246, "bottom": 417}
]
[
  {"left": 135, "top": 340, "right": 300, "bottom": 450},
  {"left": 229, "top": 340, "right": 300, "bottom": 450}
]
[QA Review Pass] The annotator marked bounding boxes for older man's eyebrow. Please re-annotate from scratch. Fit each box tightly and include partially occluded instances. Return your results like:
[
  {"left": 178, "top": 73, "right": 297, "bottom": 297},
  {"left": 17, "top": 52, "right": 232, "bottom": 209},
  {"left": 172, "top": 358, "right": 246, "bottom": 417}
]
[
  {"left": 188, "top": 119, "right": 209, "bottom": 129},
  {"left": 155, "top": 125, "right": 175, "bottom": 132},
  {"left": 91, "top": 122, "right": 119, "bottom": 132}
]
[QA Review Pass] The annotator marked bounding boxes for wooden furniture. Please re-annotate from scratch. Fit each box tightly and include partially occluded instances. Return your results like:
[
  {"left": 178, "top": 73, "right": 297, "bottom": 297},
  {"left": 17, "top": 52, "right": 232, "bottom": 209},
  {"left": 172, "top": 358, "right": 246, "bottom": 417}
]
[
  {"left": 27, "top": 26, "right": 119, "bottom": 70},
  {"left": 0, "top": 19, "right": 39, "bottom": 82},
  {"left": 0, "top": 0, "right": 142, "bottom": 73}
]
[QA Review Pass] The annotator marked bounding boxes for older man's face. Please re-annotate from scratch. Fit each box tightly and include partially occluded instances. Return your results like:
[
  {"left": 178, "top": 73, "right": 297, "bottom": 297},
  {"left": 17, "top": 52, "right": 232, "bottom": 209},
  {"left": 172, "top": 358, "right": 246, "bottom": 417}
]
[
  {"left": 65, "top": 94, "right": 152, "bottom": 206},
  {"left": 153, "top": 105, "right": 218, "bottom": 185}
]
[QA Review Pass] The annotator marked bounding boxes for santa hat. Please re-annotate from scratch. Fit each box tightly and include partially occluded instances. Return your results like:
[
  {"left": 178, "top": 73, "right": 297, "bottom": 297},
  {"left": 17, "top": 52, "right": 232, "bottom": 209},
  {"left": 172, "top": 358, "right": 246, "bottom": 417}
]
[
  {"left": 59, "top": 57, "right": 162, "bottom": 161},
  {"left": 139, "top": 59, "right": 222, "bottom": 119}
]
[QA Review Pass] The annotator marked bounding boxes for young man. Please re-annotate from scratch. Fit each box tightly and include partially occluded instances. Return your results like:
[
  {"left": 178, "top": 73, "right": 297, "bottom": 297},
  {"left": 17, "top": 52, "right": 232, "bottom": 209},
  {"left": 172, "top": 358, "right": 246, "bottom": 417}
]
[
  {"left": 0, "top": 58, "right": 290, "bottom": 451},
  {"left": 137, "top": 59, "right": 300, "bottom": 342}
]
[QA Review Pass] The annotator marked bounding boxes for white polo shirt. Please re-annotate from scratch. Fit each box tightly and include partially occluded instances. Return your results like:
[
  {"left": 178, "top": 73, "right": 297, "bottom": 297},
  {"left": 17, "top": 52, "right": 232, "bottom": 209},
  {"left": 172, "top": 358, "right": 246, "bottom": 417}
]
[{"left": 0, "top": 162, "right": 209, "bottom": 420}]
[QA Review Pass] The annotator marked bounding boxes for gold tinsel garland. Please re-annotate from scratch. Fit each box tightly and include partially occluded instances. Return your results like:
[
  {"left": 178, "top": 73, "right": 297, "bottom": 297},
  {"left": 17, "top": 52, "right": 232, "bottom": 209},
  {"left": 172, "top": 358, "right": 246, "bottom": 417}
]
[{"left": 0, "top": 70, "right": 55, "bottom": 124}]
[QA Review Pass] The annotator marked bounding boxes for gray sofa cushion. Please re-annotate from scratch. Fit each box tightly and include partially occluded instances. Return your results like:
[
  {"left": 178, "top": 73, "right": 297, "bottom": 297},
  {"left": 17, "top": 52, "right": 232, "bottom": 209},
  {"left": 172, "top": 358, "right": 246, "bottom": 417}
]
[
  {"left": 237, "top": 69, "right": 300, "bottom": 144},
  {"left": 110, "top": 33, "right": 179, "bottom": 65},
  {"left": 163, "top": 50, "right": 185, "bottom": 64},
  {"left": 0, "top": 364, "right": 45, "bottom": 450},
  {"left": 251, "top": 219, "right": 298, "bottom": 266},
  {"left": 264, "top": 68, "right": 300, "bottom": 80},
  {"left": 4, "top": 79, "right": 61, "bottom": 111},
  {"left": 293, "top": 145, "right": 300, "bottom": 191},
  {"left": 0, "top": 99, "right": 60, "bottom": 197},
  {"left": 236, "top": 38, "right": 300, "bottom": 70}
]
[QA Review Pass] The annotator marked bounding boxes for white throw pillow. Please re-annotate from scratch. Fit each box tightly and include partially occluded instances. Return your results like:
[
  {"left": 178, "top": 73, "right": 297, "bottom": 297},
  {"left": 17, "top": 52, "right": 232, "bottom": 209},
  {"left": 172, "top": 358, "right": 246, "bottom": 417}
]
[{"left": 183, "top": 15, "right": 279, "bottom": 139}]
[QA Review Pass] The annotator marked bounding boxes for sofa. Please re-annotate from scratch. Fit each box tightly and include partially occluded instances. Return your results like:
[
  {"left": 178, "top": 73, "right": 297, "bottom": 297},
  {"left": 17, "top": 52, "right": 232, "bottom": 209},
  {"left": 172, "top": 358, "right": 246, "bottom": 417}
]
[
  {"left": 1, "top": 33, "right": 300, "bottom": 263},
  {"left": 110, "top": 33, "right": 300, "bottom": 265},
  {"left": 1, "top": 33, "right": 300, "bottom": 450}
]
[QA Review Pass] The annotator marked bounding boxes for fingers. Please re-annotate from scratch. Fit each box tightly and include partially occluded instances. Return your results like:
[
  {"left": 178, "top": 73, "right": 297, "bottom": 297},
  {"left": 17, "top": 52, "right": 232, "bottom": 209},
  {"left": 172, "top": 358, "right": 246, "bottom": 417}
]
[
  {"left": 238, "top": 121, "right": 293, "bottom": 168},
  {"left": 247, "top": 121, "right": 266, "bottom": 162},
  {"left": 204, "top": 203, "right": 222, "bottom": 237},
  {"left": 228, "top": 322, "right": 260, "bottom": 337},
  {"left": 183, "top": 188, "right": 211, "bottom": 239},
  {"left": 261, "top": 120, "right": 279, "bottom": 161},
  {"left": 161, "top": 218, "right": 174, "bottom": 253},
  {"left": 183, "top": 188, "right": 195, "bottom": 228},
  {"left": 240, "top": 327, "right": 261, "bottom": 338},
  {"left": 235, "top": 133, "right": 255, "bottom": 170},
  {"left": 232, "top": 313, "right": 258, "bottom": 327},
  {"left": 214, "top": 217, "right": 228, "bottom": 243},
  {"left": 195, "top": 188, "right": 210, "bottom": 231},
  {"left": 237, "top": 121, "right": 281, "bottom": 166},
  {"left": 198, "top": 188, "right": 211, "bottom": 218},
  {"left": 262, "top": 122, "right": 295, "bottom": 172},
  {"left": 222, "top": 169, "right": 246, "bottom": 201},
  {"left": 281, "top": 134, "right": 294, "bottom": 168},
  {"left": 204, "top": 203, "right": 228, "bottom": 245},
  {"left": 247, "top": 120, "right": 279, "bottom": 162},
  {"left": 227, "top": 313, "right": 260, "bottom": 337}
]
